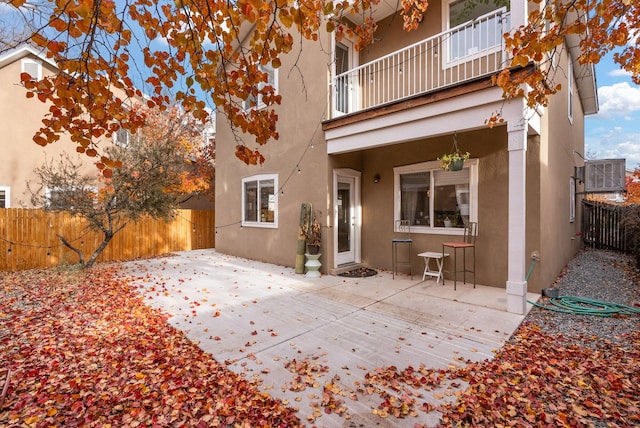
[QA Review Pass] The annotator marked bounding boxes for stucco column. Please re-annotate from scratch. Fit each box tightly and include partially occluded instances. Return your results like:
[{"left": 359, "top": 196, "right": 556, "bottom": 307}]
[{"left": 506, "top": 120, "right": 528, "bottom": 314}]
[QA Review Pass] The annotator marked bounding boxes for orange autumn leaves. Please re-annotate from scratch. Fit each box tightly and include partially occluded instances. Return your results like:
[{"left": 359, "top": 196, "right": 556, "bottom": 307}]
[
  {"left": 0, "top": 266, "right": 300, "bottom": 426},
  {"left": 491, "top": 0, "right": 639, "bottom": 125}
]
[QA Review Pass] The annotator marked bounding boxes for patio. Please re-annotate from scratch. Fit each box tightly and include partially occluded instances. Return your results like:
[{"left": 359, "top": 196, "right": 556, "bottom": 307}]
[{"left": 124, "top": 249, "right": 538, "bottom": 427}]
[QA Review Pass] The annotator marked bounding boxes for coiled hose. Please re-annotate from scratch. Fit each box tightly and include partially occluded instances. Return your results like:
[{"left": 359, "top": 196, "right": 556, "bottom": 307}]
[
  {"left": 526, "top": 259, "right": 640, "bottom": 317},
  {"left": 530, "top": 296, "right": 640, "bottom": 317}
]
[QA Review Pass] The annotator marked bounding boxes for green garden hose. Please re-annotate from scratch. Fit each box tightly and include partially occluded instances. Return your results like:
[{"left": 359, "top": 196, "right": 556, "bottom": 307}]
[
  {"left": 530, "top": 296, "right": 640, "bottom": 317},
  {"left": 525, "top": 258, "right": 640, "bottom": 316}
]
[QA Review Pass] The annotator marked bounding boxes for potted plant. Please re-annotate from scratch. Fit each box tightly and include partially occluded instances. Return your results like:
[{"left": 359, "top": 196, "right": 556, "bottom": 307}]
[
  {"left": 302, "top": 217, "right": 322, "bottom": 255},
  {"left": 438, "top": 151, "right": 470, "bottom": 171},
  {"left": 438, "top": 133, "right": 470, "bottom": 171}
]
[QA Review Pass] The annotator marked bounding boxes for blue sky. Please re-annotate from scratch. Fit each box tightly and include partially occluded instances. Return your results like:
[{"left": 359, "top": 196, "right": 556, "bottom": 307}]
[{"left": 585, "top": 53, "right": 640, "bottom": 171}]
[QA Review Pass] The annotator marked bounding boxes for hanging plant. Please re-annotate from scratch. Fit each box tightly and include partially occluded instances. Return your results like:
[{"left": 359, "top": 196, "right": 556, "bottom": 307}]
[
  {"left": 438, "top": 151, "right": 470, "bottom": 171},
  {"left": 438, "top": 133, "right": 470, "bottom": 171}
]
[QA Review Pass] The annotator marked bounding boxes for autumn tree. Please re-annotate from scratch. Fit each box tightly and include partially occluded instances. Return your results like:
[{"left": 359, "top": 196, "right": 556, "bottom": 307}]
[
  {"left": 625, "top": 169, "right": 640, "bottom": 204},
  {"left": 29, "top": 105, "right": 215, "bottom": 268},
  {"left": 493, "top": 0, "right": 639, "bottom": 121},
  {"left": 3, "top": 0, "right": 639, "bottom": 167}
]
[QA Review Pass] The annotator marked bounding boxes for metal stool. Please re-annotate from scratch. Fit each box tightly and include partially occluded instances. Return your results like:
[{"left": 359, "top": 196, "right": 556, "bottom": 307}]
[
  {"left": 392, "top": 220, "right": 413, "bottom": 279},
  {"left": 442, "top": 222, "right": 477, "bottom": 290}
]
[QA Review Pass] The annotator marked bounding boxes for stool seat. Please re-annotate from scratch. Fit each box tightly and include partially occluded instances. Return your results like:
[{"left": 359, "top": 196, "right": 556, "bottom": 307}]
[
  {"left": 418, "top": 252, "right": 449, "bottom": 284},
  {"left": 392, "top": 220, "right": 413, "bottom": 279},
  {"left": 441, "top": 222, "right": 478, "bottom": 290}
]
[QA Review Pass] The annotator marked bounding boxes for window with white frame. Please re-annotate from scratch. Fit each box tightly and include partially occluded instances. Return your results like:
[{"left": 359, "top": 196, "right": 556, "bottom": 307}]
[
  {"left": 569, "top": 176, "right": 576, "bottom": 223},
  {"left": 113, "top": 127, "right": 131, "bottom": 146},
  {"left": 567, "top": 57, "right": 574, "bottom": 123},
  {"left": 0, "top": 186, "right": 10, "bottom": 208},
  {"left": 444, "top": 0, "right": 509, "bottom": 63},
  {"left": 242, "top": 174, "right": 278, "bottom": 227},
  {"left": 21, "top": 58, "right": 42, "bottom": 81},
  {"left": 243, "top": 64, "right": 278, "bottom": 110},
  {"left": 394, "top": 159, "right": 478, "bottom": 232},
  {"left": 45, "top": 186, "right": 97, "bottom": 211}
]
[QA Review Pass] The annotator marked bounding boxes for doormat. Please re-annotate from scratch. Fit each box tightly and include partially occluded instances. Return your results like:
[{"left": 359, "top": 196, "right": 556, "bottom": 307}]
[{"left": 338, "top": 267, "right": 378, "bottom": 278}]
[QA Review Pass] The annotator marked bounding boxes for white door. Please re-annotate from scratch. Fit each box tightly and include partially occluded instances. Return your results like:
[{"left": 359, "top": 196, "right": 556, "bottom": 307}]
[
  {"left": 334, "top": 169, "right": 361, "bottom": 266},
  {"left": 333, "top": 37, "right": 358, "bottom": 116}
]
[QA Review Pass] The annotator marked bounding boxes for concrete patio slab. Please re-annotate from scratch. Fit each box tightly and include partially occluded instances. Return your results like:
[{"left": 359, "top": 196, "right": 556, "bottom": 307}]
[{"left": 123, "top": 249, "right": 539, "bottom": 427}]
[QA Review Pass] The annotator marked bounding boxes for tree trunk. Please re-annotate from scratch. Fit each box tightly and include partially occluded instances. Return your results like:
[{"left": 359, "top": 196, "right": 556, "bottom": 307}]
[{"left": 57, "top": 234, "right": 85, "bottom": 266}]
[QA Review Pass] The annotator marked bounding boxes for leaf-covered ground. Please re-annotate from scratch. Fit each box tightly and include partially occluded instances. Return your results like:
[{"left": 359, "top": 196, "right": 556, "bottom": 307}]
[
  {"left": 1, "top": 261, "right": 639, "bottom": 427},
  {"left": 0, "top": 265, "right": 299, "bottom": 427}
]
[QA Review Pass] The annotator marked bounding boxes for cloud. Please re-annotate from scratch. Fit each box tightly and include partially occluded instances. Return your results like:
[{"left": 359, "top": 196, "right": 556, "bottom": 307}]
[
  {"left": 597, "top": 82, "right": 640, "bottom": 117},
  {"left": 586, "top": 128, "right": 640, "bottom": 169},
  {"left": 608, "top": 69, "right": 632, "bottom": 77}
]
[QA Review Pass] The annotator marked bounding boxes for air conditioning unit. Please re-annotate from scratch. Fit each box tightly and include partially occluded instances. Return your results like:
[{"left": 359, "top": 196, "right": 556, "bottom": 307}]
[{"left": 585, "top": 159, "right": 626, "bottom": 193}]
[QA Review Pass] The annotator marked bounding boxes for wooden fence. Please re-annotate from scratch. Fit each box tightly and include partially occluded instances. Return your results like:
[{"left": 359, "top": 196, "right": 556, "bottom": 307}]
[
  {"left": 581, "top": 200, "right": 627, "bottom": 252},
  {"left": 0, "top": 208, "right": 215, "bottom": 271}
]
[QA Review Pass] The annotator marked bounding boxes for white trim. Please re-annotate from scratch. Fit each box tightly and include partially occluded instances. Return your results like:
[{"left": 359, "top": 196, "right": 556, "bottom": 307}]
[
  {"left": 567, "top": 56, "right": 574, "bottom": 124},
  {"left": 0, "top": 186, "right": 10, "bottom": 208},
  {"left": 326, "top": 86, "right": 511, "bottom": 154},
  {"left": 331, "top": 34, "right": 359, "bottom": 117},
  {"left": 241, "top": 173, "right": 278, "bottom": 228},
  {"left": 333, "top": 168, "right": 361, "bottom": 267},
  {"left": 393, "top": 159, "right": 478, "bottom": 235},
  {"left": 569, "top": 176, "right": 576, "bottom": 223},
  {"left": 243, "top": 64, "right": 279, "bottom": 111}
]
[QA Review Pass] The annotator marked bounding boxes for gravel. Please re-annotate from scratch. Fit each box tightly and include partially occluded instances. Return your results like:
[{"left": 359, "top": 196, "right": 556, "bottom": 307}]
[{"left": 522, "top": 248, "right": 640, "bottom": 348}]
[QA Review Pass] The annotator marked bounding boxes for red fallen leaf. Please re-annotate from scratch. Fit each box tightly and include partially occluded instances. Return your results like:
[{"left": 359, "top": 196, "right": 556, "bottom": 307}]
[{"left": 251, "top": 330, "right": 258, "bottom": 335}]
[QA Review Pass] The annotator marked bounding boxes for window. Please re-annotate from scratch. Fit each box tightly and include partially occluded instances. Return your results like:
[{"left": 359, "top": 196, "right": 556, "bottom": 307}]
[
  {"left": 567, "top": 57, "right": 574, "bottom": 123},
  {"left": 46, "top": 186, "right": 97, "bottom": 211},
  {"left": 569, "top": 177, "right": 575, "bottom": 223},
  {"left": 394, "top": 159, "right": 478, "bottom": 233},
  {"left": 242, "top": 174, "right": 278, "bottom": 227},
  {"left": 445, "top": 0, "right": 509, "bottom": 63},
  {"left": 21, "top": 58, "right": 42, "bottom": 81},
  {"left": 0, "top": 186, "right": 10, "bottom": 208},
  {"left": 243, "top": 64, "right": 278, "bottom": 110},
  {"left": 113, "top": 127, "right": 131, "bottom": 146}
]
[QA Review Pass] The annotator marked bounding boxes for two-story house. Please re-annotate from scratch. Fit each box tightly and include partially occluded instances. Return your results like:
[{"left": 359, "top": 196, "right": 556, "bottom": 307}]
[
  {"left": 214, "top": 0, "right": 598, "bottom": 314},
  {"left": 0, "top": 44, "right": 98, "bottom": 208},
  {"left": 0, "top": 44, "right": 216, "bottom": 210}
]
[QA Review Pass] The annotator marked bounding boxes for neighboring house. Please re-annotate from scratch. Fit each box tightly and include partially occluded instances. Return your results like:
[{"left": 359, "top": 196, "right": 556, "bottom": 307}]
[
  {"left": 214, "top": 0, "right": 598, "bottom": 314},
  {"left": 0, "top": 44, "right": 215, "bottom": 210},
  {"left": 0, "top": 44, "right": 98, "bottom": 208}
]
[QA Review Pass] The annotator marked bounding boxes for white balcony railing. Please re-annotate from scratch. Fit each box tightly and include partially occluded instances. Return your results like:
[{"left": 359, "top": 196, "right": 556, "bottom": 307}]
[{"left": 331, "top": 8, "right": 510, "bottom": 118}]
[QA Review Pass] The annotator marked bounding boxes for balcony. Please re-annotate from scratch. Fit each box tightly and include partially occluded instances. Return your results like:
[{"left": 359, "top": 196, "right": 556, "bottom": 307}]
[{"left": 330, "top": 8, "right": 510, "bottom": 119}]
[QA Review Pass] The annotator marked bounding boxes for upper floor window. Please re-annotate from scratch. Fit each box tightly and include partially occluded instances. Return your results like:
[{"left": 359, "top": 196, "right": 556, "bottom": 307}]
[
  {"left": 113, "top": 127, "right": 131, "bottom": 146},
  {"left": 243, "top": 64, "right": 278, "bottom": 110},
  {"left": 21, "top": 58, "right": 42, "bottom": 81},
  {"left": 394, "top": 159, "right": 478, "bottom": 233},
  {"left": 46, "top": 186, "right": 97, "bottom": 211},
  {"left": 445, "top": 0, "right": 509, "bottom": 63},
  {"left": 0, "top": 186, "right": 10, "bottom": 208},
  {"left": 242, "top": 174, "right": 278, "bottom": 227},
  {"left": 568, "top": 57, "right": 574, "bottom": 123}
]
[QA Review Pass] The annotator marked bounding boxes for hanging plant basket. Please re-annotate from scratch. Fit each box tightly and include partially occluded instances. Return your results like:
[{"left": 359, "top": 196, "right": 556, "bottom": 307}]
[
  {"left": 450, "top": 158, "right": 465, "bottom": 171},
  {"left": 438, "top": 133, "right": 470, "bottom": 171}
]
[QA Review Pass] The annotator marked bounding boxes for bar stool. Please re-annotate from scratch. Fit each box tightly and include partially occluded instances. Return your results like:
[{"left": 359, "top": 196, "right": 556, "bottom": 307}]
[
  {"left": 442, "top": 222, "right": 477, "bottom": 290},
  {"left": 392, "top": 220, "right": 413, "bottom": 279}
]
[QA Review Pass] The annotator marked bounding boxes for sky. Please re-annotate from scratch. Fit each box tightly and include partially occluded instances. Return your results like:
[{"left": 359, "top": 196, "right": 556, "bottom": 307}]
[{"left": 585, "top": 53, "right": 640, "bottom": 171}]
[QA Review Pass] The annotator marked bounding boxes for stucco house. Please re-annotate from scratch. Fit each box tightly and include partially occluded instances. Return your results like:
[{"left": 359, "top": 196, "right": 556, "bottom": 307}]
[
  {"left": 0, "top": 44, "right": 98, "bottom": 208},
  {"left": 0, "top": 44, "right": 215, "bottom": 210},
  {"left": 214, "top": 0, "right": 598, "bottom": 314}
]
